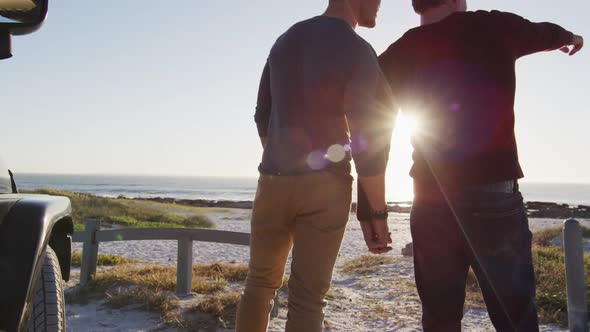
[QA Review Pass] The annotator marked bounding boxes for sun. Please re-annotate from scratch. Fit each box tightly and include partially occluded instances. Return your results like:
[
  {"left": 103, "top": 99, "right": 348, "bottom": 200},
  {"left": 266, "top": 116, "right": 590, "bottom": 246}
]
[{"left": 397, "top": 111, "right": 419, "bottom": 137}]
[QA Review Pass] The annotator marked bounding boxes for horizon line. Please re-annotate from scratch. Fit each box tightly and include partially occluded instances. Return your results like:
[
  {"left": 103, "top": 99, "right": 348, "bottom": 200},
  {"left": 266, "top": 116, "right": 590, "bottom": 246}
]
[
  {"left": 14, "top": 171, "right": 258, "bottom": 179},
  {"left": 13, "top": 171, "right": 590, "bottom": 185}
]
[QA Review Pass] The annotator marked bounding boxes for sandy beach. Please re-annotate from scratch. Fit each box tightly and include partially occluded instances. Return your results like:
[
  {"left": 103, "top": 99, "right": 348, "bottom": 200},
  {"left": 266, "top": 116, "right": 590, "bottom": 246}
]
[{"left": 66, "top": 205, "right": 589, "bottom": 332}]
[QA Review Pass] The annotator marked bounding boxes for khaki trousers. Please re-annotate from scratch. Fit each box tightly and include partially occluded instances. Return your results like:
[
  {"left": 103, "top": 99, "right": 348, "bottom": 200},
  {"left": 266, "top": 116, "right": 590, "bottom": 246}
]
[{"left": 236, "top": 171, "right": 352, "bottom": 332}]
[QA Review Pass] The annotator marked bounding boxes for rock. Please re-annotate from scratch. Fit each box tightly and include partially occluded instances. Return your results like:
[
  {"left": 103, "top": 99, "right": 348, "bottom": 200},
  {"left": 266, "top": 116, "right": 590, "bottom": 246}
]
[
  {"left": 388, "top": 205, "right": 412, "bottom": 214},
  {"left": 526, "top": 201, "right": 568, "bottom": 210},
  {"left": 216, "top": 200, "right": 253, "bottom": 209},
  {"left": 402, "top": 243, "right": 413, "bottom": 257},
  {"left": 145, "top": 197, "right": 175, "bottom": 204},
  {"left": 350, "top": 202, "right": 412, "bottom": 214},
  {"left": 134, "top": 197, "right": 254, "bottom": 209},
  {"left": 524, "top": 201, "right": 590, "bottom": 219}
]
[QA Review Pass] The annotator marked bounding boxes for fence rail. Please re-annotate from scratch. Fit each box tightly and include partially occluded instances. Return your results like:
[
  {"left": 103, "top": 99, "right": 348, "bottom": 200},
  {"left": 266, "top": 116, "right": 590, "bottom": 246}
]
[{"left": 73, "top": 227, "right": 250, "bottom": 245}]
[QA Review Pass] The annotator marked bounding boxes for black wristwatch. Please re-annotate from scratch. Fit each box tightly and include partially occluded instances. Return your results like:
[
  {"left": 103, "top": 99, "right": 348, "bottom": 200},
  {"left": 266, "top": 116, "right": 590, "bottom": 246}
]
[{"left": 372, "top": 208, "right": 389, "bottom": 220}]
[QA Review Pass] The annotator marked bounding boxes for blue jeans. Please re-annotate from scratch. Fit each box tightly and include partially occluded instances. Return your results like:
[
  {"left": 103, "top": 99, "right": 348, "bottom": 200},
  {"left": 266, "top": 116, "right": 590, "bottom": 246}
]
[{"left": 411, "top": 184, "right": 539, "bottom": 331}]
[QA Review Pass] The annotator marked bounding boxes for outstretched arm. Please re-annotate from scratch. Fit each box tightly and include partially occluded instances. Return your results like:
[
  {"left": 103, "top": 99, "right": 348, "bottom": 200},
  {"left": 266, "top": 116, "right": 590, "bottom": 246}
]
[{"left": 491, "top": 11, "right": 582, "bottom": 58}]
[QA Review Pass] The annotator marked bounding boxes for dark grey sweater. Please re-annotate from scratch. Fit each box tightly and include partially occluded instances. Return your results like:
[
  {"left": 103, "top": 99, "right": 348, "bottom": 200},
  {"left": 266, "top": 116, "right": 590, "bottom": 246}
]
[{"left": 255, "top": 16, "right": 394, "bottom": 177}]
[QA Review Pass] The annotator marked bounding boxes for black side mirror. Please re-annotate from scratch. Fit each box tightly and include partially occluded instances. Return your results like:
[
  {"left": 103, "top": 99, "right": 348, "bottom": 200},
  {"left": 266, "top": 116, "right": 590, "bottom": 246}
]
[
  {"left": 8, "top": 170, "right": 18, "bottom": 194},
  {"left": 0, "top": 0, "right": 48, "bottom": 59}
]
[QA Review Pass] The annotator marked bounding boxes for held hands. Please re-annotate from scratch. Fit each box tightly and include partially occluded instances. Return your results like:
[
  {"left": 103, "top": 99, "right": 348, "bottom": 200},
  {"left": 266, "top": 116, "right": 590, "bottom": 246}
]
[
  {"left": 560, "top": 34, "right": 584, "bottom": 56},
  {"left": 356, "top": 175, "right": 391, "bottom": 254},
  {"left": 360, "top": 218, "right": 393, "bottom": 254}
]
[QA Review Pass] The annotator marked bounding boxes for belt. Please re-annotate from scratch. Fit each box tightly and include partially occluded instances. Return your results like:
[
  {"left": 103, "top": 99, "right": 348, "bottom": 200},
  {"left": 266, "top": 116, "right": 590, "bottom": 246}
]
[{"left": 463, "top": 180, "right": 518, "bottom": 194}]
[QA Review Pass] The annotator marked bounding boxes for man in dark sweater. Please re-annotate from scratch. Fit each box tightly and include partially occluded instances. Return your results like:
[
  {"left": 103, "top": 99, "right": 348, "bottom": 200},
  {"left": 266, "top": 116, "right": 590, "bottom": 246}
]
[
  {"left": 377, "top": 0, "right": 584, "bottom": 330},
  {"left": 235, "top": 1, "right": 394, "bottom": 331}
]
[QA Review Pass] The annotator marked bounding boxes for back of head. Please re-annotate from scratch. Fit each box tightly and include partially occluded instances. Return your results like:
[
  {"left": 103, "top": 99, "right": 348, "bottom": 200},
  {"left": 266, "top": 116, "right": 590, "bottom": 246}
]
[
  {"left": 412, "top": 0, "right": 467, "bottom": 15},
  {"left": 412, "top": 0, "right": 446, "bottom": 14},
  {"left": 327, "top": 0, "right": 381, "bottom": 28}
]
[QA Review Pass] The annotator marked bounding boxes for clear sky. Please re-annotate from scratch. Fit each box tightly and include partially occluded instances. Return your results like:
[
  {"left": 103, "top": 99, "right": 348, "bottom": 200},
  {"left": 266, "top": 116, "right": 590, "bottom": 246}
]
[{"left": 2, "top": 0, "right": 589, "bottom": 191}]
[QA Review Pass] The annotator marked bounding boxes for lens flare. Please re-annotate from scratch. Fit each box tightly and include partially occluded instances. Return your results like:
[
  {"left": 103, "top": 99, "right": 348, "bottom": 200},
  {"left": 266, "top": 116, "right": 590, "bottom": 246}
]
[
  {"left": 307, "top": 150, "right": 329, "bottom": 170},
  {"left": 327, "top": 144, "right": 346, "bottom": 163}
]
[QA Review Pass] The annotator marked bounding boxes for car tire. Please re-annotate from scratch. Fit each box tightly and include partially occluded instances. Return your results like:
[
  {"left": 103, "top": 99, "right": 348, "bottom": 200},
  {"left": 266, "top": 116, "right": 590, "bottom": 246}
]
[{"left": 27, "top": 246, "right": 65, "bottom": 332}]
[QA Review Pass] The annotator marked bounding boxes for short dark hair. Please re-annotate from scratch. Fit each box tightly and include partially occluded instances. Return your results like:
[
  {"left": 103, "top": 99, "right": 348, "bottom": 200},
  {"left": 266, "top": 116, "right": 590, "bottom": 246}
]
[{"left": 412, "top": 0, "right": 446, "bottom": 14}]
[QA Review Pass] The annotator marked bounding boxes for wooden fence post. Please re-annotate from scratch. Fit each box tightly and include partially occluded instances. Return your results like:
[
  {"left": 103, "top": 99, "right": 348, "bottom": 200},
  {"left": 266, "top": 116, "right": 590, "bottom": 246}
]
[
  {"left": 176, "top": 237, "right": 193, "bottom": 296},
  {"left": 80, "top": 219, "right": 100, "bottom": 286},
  {"left": 563, "top": 219, "right": 588, "bottom": 332}
]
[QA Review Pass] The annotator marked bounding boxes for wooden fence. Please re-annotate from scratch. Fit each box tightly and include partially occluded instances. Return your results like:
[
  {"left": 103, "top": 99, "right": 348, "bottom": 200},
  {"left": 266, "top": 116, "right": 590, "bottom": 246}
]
[{"left": 72, "top": 219, "right": 280, "bottom": 318}]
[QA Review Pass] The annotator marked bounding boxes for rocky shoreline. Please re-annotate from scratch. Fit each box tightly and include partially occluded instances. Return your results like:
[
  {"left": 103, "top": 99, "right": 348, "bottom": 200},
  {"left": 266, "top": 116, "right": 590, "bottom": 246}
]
[
  {"left": 128, "top": 197, "right": 590, "bottom": 219},
  {"left": 527, "top": 201, "right": 590, "bottom": 219}
]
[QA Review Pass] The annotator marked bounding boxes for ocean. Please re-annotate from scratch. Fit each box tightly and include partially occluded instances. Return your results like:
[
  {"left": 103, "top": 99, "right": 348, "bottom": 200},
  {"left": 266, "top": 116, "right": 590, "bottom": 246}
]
[{"left": 13, "top": 173, "right": 590, "bottom": 206}]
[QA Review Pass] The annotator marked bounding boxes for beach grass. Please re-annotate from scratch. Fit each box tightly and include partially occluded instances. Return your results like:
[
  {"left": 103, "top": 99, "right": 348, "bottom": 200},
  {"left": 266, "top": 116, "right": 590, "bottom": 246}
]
[
  {"left": 71, "top": 251, "right": 137, "bottom": 267},
  {"left": 533, "top": 244, "right": 590, "bottom": 325},
  {"left": 192, "top": 262, "right": 249, "bottom": 282},
  {"left": 27, "top": 189, "right": 215, "bottom": 230},
  {"left": 66, "top": 261, "right": 250, "bottom": 329},
  {"left": 532, "top": 225, "right": 590, "bottom": 326},
  {"left": 340, "top": 255, "right": 401, "bottom": 275},
  {"left": 106, "top": 286, "right": 179, "bottom": 313},
  {"left": 360, "top": 302, "right": 396, "bottom": 321},
  {"left": 120, "top": 199, "right": 236, "bottom": 215},
  {"left": 465, "top": 227, "right": 590, "bottom": 326},
  {"left": 533, "top": 225, "right": 590, "bottom": 247},
  {"left": 68, "top": 262, "right": 249, "bottom": 299},
  {"left": 340, "top": 227, "right": 589, "bottom": 327},
  {"left": 193, "top": 292, "right": 242, "bottom": 329},
  {"left": 90, "top": 264, "right": 234, "bottom": 294}
]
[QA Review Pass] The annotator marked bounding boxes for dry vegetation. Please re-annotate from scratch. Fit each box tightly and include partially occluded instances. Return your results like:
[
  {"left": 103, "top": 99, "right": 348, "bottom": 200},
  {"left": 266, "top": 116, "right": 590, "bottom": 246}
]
[
  {"left": 27, "top": 189, "right": 214, "bottom": 231},
  {"left": 194, "top": 292, "right": 242, "bottom": 329},
  {"left": 340, "top": 255, "right": 401, "bottom": 275},
  {"left": 65, "top": 223, "right": 589, "bottom": 329},
  {"left": 66, "top": 261, "right": 250, "bottom": 329},
  {"left": 339, "top": 227, "right": 589, "bottom": 327},
  {"left": 71, "top": 251, "right": 136, "bottom": 267}
]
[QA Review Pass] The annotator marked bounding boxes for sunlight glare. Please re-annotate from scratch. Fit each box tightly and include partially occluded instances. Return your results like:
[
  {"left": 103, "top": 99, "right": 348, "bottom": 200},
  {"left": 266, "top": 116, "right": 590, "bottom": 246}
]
[
  {"left": 383, "top": 111, "right": 419, "bottom": 203},
  {"left": 398, "top": 111, "right": 419, "bottom": 137}
]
